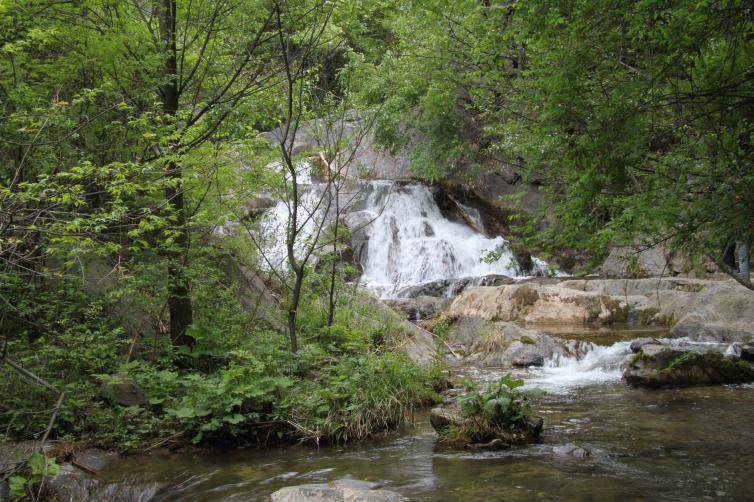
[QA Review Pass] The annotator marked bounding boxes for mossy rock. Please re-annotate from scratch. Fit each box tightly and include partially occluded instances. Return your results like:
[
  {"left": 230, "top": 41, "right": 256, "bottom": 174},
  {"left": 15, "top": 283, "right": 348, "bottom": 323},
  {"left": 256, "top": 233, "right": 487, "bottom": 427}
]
[
  {"left": 624, "top": 347, "right": 754, "bottom": 388},
  {"left": 429, "top": 406, "right": 543, "bottom": 450}
]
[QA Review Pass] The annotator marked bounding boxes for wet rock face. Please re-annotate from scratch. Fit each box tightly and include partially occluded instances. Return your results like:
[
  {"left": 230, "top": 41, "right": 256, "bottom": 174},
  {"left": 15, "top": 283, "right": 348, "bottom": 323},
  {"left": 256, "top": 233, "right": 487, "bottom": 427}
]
[
  {"left": 269, "top": 482, "right": 407, "bottom": 502},
  {"left": 242, "top": 193, "right": 276, "bottom": 219},
  {"left": 623, "top": 345, "right": 754, "bottom": 388},
  {"left": 385, "top": 296, "right": 452, "bottom": 321},
  {"left": 393, "top": 274, "right": 515, "bottom": 299}
]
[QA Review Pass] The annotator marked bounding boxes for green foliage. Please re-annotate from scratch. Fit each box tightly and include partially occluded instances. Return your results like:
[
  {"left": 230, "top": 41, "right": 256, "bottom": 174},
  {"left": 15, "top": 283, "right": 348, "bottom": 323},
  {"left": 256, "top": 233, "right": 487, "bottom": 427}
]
[
  {"left": 457, "top": 374, "right": 531, "bottom": 430},
  {"left": 8, "top": 452, "right": 60, "bottom": 499},
  {"left": 421, "top": 314, "right": 453, "bottom": 339},
  {"left": 477, "top": 328, "right": 507, "bottom": 355},
  {"left": 345, "top": 0, "right": 754, "bottom": 275},
  {"left": 0, "top": 264, "right": 439, "bottom": 450},
  {"left": 288, "top": 352, "right": 440, "bottom": 442}
]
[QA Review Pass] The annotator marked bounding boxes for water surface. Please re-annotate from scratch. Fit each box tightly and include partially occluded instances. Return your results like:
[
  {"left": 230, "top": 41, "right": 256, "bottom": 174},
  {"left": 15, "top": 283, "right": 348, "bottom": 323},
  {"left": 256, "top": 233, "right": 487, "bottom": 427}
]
[{"left": 94, "top": 330, "right": 754, "bottom": 501}]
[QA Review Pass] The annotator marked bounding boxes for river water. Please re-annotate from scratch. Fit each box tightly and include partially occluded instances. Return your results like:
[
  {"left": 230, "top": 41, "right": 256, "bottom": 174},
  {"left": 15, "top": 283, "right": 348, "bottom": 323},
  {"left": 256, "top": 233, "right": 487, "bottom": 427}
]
[
  {"left": 93, "top": 326, "right": 754, "bottom": 501},
  {"left": 173, "top": 174, "right": 754, "bottom": 500}
]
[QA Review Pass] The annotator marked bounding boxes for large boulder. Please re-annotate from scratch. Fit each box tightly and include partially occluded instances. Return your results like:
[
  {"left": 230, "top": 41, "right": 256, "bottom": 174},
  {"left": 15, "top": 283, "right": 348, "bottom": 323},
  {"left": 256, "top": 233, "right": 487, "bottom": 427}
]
[
  {"left": 269, "top": 482, "right": 406, "bottom": 502},
  {"left": 623, "top": 345, "right": 754, "bottom": 388},
  {"left": 447, "top": 282, "right": 630, "bottom": 324},
  {"left": 469, "top": 323, "right": 563, "bottom": 367},
  {"left": 445, "top": 317, "right": 564, "bottom": 367},
  {"left": 670, "top": 281, "right": 754, "bottom": 342},
  {"left": 600, "top": 245, "right": 692, "bottom": 278},
  {"left": 99, "top": 375, "right": 148, "bottom": 406}
]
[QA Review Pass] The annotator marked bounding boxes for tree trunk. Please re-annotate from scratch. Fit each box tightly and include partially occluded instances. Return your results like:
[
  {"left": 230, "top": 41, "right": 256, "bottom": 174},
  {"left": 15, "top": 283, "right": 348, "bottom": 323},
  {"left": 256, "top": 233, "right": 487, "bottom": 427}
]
[
  {"left": 160, "top": 0, "right": 193, "bottom": 346},
  {"left": 327, "top": 183, "right": 339, "bottom": 327},
  {"left": 287, "top": 266, "right": 303, "bottom": 353}
]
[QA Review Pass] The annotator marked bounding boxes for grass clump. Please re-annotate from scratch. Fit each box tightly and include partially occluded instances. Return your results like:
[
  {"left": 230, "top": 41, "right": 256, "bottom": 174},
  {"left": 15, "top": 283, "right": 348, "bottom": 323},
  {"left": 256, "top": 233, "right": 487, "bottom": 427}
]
[{"left": 477, "top": 327, "right": 508, "bottom": 354}]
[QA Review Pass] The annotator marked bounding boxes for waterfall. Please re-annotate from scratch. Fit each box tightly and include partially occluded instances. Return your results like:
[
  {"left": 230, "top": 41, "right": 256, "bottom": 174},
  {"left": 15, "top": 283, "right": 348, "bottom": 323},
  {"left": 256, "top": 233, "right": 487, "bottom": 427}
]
[
  {"left": 527, "top": 341, "right": 633, "bottom": 393},
  {"left": 254, "top": 170, "right": 556, "bottom": 298},
  {"left": 256, "top": 161, "right": 329, "bottom": 272},
  {"left": 356, "top": 182, "right": 521, "bottom": 298}
]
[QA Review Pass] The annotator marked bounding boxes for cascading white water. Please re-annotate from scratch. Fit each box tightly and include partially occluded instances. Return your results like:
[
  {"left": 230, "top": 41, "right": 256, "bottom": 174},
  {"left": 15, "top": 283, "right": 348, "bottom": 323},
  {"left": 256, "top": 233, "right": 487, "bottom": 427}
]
[
  {"left": 527, "top": 338, "right": 741, "bottom": 394},
  {"left": 257, "top": 161, "right": 330, "bottom": 272},
  {"left": 529, "top": 341, "right": 633, "bottom": 393},
  {"left": 358, "top": 182, "right": 520, "bottom": 298}
]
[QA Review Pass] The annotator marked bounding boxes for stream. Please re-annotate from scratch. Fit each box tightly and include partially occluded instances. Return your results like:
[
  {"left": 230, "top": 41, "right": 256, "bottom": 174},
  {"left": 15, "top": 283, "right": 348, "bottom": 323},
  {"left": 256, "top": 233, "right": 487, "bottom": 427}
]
[
  {"left": 121, "top": 171, "right": 754, "bottom": 500},
  {"left": 92, "top": 326, "right": 754, "bottom": 501}
]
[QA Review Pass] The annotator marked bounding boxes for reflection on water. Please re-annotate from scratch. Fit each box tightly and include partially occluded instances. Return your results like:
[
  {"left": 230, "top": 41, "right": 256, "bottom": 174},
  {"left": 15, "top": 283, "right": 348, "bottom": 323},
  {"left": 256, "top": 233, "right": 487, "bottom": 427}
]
[{"left": 94, "top": 329, "right": 754, "bottom": 501}]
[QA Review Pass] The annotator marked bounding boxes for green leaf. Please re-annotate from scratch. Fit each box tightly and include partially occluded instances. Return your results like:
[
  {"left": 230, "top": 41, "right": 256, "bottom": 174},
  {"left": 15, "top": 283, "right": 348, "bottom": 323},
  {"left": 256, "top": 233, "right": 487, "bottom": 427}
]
[
  {"left": 9, "top": 475, "right": 28, "bottom": 498},
  {"left": 27, "top": 452, "right": 47, "bottom": 476},
  {"left": 223, "top": 413, "right": 245, "bottom": 424},
  {"left": 173, "top": 407, "right": 196, "bottom": 418}
]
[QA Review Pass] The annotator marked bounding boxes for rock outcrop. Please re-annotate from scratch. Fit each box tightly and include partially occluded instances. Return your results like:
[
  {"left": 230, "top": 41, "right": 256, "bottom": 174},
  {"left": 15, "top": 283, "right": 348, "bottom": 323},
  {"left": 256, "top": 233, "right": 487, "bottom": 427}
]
[
  {"left": 623, "top": 344, "right": 754, "bottom": 388},
  {"left": 447, "top": 281, "right": 630, "bottom": 324},
  {"left": 446, "top": 317, "right": 564, "bottom": 367},
  {"left": 446, "top": 277, "right": 754, "bottom": 342},
  {"left": 354, "top": 292, "right": 438, "bottom": 367},
  {"left": 669, "top": 281, "right": 754, "bottom": 342}
]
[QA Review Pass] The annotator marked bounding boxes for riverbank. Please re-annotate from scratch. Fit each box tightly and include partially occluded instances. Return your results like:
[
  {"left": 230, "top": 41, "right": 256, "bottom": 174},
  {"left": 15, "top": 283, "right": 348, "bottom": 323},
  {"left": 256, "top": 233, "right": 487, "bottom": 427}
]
[{"left": 34, "top": 342, "right": 754, "bottom": 501}]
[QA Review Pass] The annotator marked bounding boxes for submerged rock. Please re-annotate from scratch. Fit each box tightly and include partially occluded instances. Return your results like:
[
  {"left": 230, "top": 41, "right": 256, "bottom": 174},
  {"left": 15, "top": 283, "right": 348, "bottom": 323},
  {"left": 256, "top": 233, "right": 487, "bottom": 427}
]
[
  {"left": 623, "top": 345, "right": 754, "bottom": 388},
  {"left": 269, "top": 483, "right": 406, "bottom": 502},
  {"left": 553, "top": 443, "right": 591, "bottom": 459}
]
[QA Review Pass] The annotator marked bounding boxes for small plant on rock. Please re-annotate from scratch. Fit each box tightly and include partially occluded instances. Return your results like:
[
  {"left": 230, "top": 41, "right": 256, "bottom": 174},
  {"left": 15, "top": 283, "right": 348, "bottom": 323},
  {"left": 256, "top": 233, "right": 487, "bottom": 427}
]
[{"left": 444, "top": 374, "right": 542, "bottom": 445}]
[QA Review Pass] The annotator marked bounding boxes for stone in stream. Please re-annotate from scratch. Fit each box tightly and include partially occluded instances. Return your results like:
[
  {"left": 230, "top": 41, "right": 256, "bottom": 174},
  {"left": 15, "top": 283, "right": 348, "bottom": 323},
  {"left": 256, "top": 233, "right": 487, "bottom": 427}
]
[
  {"left": 623, "top": 344, "right": 754, "bottom": 388},
  {"left": 552, "top": 443, "right": 591, "bottom": 459},
  {"left": 268, "top": 482, "right": 407, "bottom": 502},
  {"left": 429, "top": 407, "right": 543, "bottom": 450},
  {"left": 447, "top": 317, "right": 564, "bottom": 368},
  {"left": 629, "top": 338, "right": 660, "bottom": 353}
]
